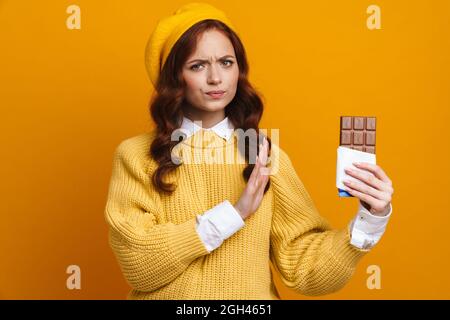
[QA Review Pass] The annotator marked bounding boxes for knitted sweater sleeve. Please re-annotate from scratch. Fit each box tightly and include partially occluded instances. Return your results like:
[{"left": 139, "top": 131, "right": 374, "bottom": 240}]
[
  {"left": 104, "top": 139, "right": 210, "bottom": 292},
  {"left": 269, "top": 144, "right": 369, "bottom": 296}
]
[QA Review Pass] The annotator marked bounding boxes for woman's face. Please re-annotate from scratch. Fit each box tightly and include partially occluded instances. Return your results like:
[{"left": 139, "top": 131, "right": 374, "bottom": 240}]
[{"left": 182, "top": 29, "right": 239, "bottom": 115}]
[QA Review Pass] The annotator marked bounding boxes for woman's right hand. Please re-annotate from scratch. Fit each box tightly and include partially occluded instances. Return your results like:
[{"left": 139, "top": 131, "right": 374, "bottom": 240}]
[{"left": 234, "top": 137, "right": 270, "bottom": 220}]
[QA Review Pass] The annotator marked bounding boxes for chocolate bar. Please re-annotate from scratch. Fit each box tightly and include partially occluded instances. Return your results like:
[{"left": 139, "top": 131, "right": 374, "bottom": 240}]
[{"left": 340, "top": 116, "right": 376, "bottom": 154}]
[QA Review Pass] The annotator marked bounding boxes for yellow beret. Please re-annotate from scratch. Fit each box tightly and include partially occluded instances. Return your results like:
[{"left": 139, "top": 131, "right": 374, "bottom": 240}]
[{"left": 144, "top": 2, "right": 237, "bottom": 88}]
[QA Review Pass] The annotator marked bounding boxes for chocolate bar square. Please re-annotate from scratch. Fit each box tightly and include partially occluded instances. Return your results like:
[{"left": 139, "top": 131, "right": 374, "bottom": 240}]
[{"left": 340, "top": 116, "right": 376, "bottom": 154}]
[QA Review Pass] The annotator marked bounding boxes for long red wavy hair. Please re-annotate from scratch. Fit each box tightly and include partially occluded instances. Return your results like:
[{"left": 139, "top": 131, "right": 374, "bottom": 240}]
[{"left": 148, "top": 19, "right": 272, "bottom": 195}]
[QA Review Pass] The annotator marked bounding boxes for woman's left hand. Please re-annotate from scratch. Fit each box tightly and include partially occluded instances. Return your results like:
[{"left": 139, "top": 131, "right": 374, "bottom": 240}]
[{"left": 343, "top": 162, "right": 394, "bottom": 216}]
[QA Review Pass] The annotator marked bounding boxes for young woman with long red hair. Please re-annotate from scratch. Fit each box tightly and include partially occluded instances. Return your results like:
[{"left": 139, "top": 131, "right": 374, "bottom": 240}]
[{"left": 104, "top": 3, "right": 394, "bottom": 300}]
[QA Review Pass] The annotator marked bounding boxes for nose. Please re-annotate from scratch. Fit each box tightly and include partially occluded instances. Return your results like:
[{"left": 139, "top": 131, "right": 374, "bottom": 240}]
[{"left": 207, "top": 64, "right": 222, "bottom": 85}]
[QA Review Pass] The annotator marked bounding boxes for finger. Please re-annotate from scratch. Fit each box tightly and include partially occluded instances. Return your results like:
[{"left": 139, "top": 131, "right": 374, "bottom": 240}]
[
  {"left": 254, "top": 141, "right": 265, "bottom": 181},
  {"left": 343, "top": 179, "right": 391, "bottom": 202},
  {"left": 258, "top": 141, "right": 264, "bottom": 165},
  {"left": 259, "top": 137, "right": 268, "bottom": 165},
  {"left": 253, "top": 158, "right": 269, "bottom": 192},
  {"left": 260, "top": 166, "right": 271, "bottom": 176},
  {"left": 345, "top": 186, "right": 390, "bottom": 214},
  {"left": 254, "top": 157, "right": 263, "bottom": 188},
  {"left": 251, "top": 138, "right": 269, "bottom": 189},
  {"left": 343, "top": 185, "right": 385, "bottom": 210},
  {"left": 256, "top": 138, "right": 270, "bottom": 177},
  {"left": 256, "top": 171, "right": 270, "bottom": 195},
  {"left": 353, "top": 162, "right": 392, "bottom": 186},
  {"left": 254, "top": 178, "right": 268, "bottom": 203},
  {"left": 345, "top": 167, "right": 387, "bottom": 192},
  {"left": 248, "top": 155, "right": 260, "bottom": 187}
]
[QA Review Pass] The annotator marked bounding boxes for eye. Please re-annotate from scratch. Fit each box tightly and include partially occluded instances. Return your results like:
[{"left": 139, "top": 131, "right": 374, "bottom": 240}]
[
  {"left": 222, "top": 60, "right": 234, "bottom": 67},
  {"left": 190, "top": 64, "right": 203, "bottom": 71}
]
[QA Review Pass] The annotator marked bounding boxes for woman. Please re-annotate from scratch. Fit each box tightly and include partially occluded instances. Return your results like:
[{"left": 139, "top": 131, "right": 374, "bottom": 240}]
[{"left": 104, "top": 3, "right": 394, "bottom": 300}]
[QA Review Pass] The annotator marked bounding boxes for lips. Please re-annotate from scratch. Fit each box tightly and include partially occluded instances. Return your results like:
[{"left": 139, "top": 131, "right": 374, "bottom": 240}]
[
  {"left": 206, "top": 90, "right": 225, "bottom": 94},
  {"left": 206, "top": 91, "right": 226, "bottom": 99}
]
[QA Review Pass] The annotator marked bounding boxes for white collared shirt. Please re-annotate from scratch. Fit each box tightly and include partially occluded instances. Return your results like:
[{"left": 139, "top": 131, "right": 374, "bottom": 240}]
[
  {"left": 180, "top": 116, "right": 234, "bottom": 141},
  {"left": 188, "top": 116, "right": 392, "bottom": 252}
]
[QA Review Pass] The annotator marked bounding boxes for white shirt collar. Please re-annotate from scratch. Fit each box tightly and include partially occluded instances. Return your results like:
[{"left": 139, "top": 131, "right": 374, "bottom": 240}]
[{"left": 180, "top": 116, "right": 234, "bottom": 141}]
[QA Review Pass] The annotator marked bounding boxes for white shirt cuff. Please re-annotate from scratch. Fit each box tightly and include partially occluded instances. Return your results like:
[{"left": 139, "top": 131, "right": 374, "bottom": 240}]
[
  {"left": 349, "top": 201, "right": 392, "bottom": 249},
  {"left": 195, "top": 200, "right": 245, "bottom": 252}
]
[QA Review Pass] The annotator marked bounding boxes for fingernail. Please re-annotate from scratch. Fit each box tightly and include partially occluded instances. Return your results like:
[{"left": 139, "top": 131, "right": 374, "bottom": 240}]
[{"left": 353, "top": 162, "right": 360, "bottom": 166}]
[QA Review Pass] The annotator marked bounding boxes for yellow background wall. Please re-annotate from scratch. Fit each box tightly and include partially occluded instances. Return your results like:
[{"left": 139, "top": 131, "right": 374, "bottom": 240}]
[{"left": 1, "top": 0, "right": 449, "bottom": 299}]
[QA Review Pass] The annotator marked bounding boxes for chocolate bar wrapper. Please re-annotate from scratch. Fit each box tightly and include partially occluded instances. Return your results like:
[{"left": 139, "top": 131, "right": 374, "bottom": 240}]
[{"left": 336, "top": 146, "right": 376, "bottom": 197}]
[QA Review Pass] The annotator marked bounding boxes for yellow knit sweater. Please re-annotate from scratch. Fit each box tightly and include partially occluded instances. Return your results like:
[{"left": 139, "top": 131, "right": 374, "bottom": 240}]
[{"left": 104, "top": 129, "right": 369, "bottom": 300}]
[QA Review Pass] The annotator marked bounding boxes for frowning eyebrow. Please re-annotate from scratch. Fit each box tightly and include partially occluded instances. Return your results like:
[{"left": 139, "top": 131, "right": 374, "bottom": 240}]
[{"left": 186, "top": 55, "right": 236, "bottom": 64}]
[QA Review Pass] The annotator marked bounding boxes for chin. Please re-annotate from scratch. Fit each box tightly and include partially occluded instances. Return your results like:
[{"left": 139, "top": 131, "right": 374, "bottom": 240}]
[{"left": 201, "top": 102, "right": 228, "bottom": 111}]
